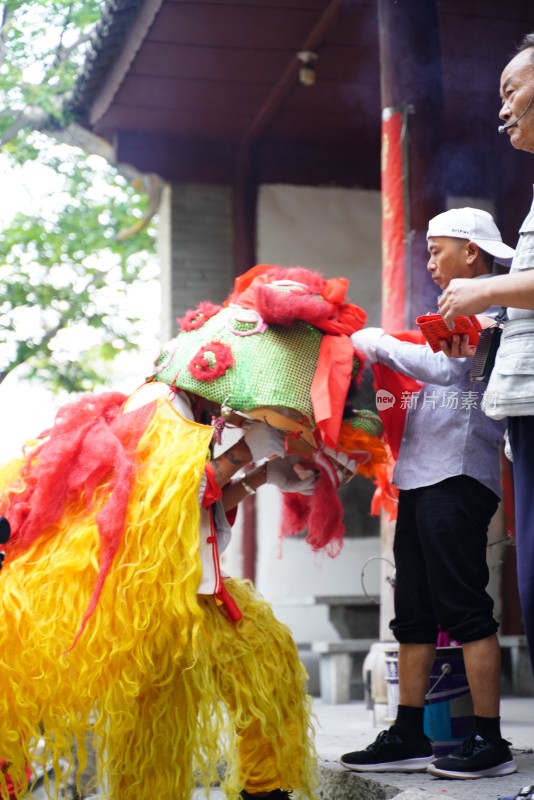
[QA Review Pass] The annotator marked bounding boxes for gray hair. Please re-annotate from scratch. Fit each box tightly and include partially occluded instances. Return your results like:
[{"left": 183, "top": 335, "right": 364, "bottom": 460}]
[{"left": 515, "top": 33, "right": 534, "bottom": 65}]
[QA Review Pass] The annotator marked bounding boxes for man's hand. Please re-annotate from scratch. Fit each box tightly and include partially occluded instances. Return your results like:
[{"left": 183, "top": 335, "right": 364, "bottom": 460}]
[
  {"left": 439, "top": 334, "right": 477, "bottom": 358},
  {"left": 243, "top": 422, "right": 287, "bottom": 462},
  {"left": 438, "top": 278, "right": 489, "bottom": 328},
  {"left": 266, "top": 458, "right": 316, "bottom": 495},
  {"left": 350, "top": 327, "right": 385, "bottom": 363},
  {"left": 438, "top": 313, "right": 498, "bottom": 359}
]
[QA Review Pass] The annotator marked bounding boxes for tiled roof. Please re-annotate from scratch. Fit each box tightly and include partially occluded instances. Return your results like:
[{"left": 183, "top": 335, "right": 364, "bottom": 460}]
[{"left": 67, "top": 0, "right": 144, "bottom": 122}]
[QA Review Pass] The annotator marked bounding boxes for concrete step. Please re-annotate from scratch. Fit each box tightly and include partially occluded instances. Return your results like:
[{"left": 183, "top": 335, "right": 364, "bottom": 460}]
[
  {"left": 31, "top": 759, "right": 526, "bottom": 800},
  {"left": 30, "top": 695, "right": 534, "bottom": 800},
  {"left": 55, "top": 778, "right": 457, "bottom": 800}
]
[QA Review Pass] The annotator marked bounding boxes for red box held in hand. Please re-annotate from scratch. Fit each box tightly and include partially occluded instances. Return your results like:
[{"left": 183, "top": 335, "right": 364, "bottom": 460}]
[{"left": 416, "top": 313, "right": 481, "bottom": 353}]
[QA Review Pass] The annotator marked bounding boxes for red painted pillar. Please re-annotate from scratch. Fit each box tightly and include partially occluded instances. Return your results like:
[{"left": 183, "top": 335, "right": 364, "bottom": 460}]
[
  {"left": 378, "top": 0, "right": 446, "bottom": 326},
  {"left": 233, "top": 146, "right": 259, "bottom": 582}
]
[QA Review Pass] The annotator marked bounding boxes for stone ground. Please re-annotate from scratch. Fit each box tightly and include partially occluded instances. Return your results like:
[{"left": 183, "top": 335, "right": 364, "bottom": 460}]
[{"left": 28, "top": 696, "right": 534, "bottom": 800}]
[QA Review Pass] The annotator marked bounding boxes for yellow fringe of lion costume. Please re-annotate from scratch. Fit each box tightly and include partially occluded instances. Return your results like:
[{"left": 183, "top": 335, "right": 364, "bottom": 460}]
[{"left": 0, "top": 394, "right": 317, "bottom": 800}]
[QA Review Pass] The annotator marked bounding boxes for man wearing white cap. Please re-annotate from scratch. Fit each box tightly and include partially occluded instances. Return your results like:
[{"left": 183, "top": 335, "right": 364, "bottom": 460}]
[
  {"left": 428, "top": 207, "right": 518, "bottom": 267},
  {"left": 341, "top": 207, "right": 516, "bottom": 780}
]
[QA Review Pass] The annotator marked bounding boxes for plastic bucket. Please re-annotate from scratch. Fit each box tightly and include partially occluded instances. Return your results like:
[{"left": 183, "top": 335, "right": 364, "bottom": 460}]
[
  {"left": 363, "top": 641, "right": 394, "bottom": 726},
  {"left": 424, "top": 646, "right": 474, "bottom": 755},
  {"left": 385, "top": 645, "right": 474, "bottom": 756},
  {"left": 384, "top": 646, "right": 401, "bottom": 725}
]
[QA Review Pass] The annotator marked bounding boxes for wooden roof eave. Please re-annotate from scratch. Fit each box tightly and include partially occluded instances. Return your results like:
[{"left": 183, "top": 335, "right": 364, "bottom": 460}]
[
  {"left": 87, "top": 0, "right": 166, "bottom": 127},
  {"left": 67, "top": 0, "right": 158, "bottom": 129}
]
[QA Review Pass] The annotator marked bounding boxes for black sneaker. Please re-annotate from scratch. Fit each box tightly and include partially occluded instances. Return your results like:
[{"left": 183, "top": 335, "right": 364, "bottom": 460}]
[
  {"left": 340, "top": 729, "right": 435, "bottom": 773},
  {"left": 240, "top": 791, "right": 292, "bottom": 799},
  {"left": 427, "top": 733, "right": 517, "bottom": 779},
  {"left": 499, "top": 787, "right": 534, "bottom": 800}
]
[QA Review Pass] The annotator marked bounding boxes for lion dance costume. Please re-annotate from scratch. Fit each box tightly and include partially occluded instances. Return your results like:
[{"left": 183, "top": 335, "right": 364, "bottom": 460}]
[{"left": 0, "top": 265, "right": 390, "bottom": 800}]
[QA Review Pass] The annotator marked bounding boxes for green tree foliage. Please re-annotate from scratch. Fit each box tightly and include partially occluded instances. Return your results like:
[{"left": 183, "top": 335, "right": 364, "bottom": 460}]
[
  {"left": 0, "top": 140, "right": 157, "bottom": 390},
  {"left": 0, "top": 0, "right": 104, "bottom": 146},
  {"left": 0, "top": 0, "right": 158, "bottom": 390}
]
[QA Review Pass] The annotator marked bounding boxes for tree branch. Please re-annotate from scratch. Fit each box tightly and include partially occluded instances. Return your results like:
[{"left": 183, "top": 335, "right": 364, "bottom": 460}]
[
  {"left": 116, "top": 174, "right": 164, "bottom": 241},
  {"left": 0, "top": 105, "right": 50, "bottom": 147},
  {"left": 46, "top": 122, "right": 165, "bottom": 237},
  {"left": 0, "top": 4, "right": 15, "bottom": 70},
  {"left": 52, "top": 30, "right": 94, "bottom": 69},
  {"left": 49, "top": 2, "right": 74, "bottom": 71},
  {"left": 1, "top": 266, "right": 106, "bottom": 384}
]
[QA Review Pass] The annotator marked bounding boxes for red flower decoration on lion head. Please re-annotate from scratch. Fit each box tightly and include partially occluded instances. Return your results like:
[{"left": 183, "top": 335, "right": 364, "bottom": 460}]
[
  {"left": 188, "top": 341, "right": 234, "bottom": 382},
  {"left": 177, "top": 301, "right": 222, "bottom": 332}
]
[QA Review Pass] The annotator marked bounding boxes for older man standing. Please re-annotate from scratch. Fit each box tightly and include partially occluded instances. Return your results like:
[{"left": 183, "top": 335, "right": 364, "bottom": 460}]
[{"left": 439, "top": 36, "right": 534, "bottom": 703}]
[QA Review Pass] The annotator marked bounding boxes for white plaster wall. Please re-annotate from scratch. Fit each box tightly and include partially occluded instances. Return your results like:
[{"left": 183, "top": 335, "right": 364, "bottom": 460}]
[
  {"left": 223, "top": 184, "right": 384, "bottom": 643},
  {"left": 257, "top": 184, "right": 383, "bottom": 325},
  {"left": 255, "top": 484, "right": 382, "bottom": 643}
]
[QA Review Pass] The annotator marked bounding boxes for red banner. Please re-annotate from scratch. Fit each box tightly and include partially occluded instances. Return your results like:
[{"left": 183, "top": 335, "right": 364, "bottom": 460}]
[{"left": 381, "top": 109, "right": 406, "bottom": 330}]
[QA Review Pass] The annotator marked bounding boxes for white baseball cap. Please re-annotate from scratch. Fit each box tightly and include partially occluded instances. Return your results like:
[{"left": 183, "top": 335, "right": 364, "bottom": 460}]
[{"left": 427, "top": 207, "right": 516, "bottom": 266}]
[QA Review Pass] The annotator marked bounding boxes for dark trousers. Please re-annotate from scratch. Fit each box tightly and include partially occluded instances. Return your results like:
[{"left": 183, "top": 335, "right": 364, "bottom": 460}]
[
  {"left": 390, "top": 476, "right": 499, "bottom": 645},
  {"left": 508, "top": 416, "right": 534, "bottom": 673}
]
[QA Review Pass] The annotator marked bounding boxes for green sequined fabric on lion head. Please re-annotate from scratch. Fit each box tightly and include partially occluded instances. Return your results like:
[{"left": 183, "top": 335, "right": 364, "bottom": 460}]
[{"left": 150, "top": 305, "right": 349, "bottom": 428}]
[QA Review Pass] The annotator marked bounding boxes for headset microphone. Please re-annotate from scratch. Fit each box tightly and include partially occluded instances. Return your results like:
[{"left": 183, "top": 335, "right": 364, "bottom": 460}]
[
  {"left": 498, "top": 93, "right": 534, "bottom": 133},
  {"left": 0, "top": 516, "right": 9, "bottom": 572},
  {"left": 0, "top": 516, "right": 9, "bottom": 545}
]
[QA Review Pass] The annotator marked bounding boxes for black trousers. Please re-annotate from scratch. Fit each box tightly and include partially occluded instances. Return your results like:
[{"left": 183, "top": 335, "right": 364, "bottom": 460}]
[
  {"left": 390, "top": 476, "right": 499, "bottom": 645},
  {"left": 508, "top": 416, "right": 534, "bottom": 673}
]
